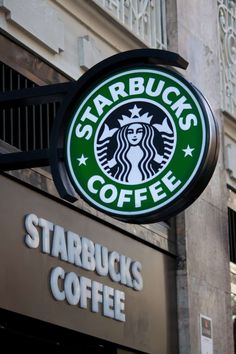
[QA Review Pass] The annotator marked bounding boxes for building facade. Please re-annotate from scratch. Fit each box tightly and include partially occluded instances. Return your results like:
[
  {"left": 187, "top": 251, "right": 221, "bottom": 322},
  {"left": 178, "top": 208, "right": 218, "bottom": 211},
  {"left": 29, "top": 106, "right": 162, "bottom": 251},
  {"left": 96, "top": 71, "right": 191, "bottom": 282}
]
[{"left": 0, "top": 1, "right": 235, "bottom": 353}]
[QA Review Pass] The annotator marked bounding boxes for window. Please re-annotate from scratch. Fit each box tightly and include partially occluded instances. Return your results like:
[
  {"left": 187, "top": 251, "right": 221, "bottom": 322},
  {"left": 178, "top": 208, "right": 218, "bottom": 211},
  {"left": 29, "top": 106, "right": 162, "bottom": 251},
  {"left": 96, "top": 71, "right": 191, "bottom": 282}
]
[
  {"left": 228, "top": 187, "right": 236, "bottom": 352},
  {"left": 0, "top": 61, "right": 59, "bottom": 152},
  {"left": 229, "top": 207, "right": 236, "bottom": 263}
]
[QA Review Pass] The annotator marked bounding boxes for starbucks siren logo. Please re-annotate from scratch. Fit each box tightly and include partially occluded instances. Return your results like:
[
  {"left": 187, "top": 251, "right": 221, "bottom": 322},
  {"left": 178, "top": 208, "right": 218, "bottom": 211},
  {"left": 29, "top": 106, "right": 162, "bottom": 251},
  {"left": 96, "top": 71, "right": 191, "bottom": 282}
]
[
  {"left": 95, "top": 102, "right": 176, "bottom": 184},
  {"left": 65, "top": 67, "right": 217, "bottom": 222}
]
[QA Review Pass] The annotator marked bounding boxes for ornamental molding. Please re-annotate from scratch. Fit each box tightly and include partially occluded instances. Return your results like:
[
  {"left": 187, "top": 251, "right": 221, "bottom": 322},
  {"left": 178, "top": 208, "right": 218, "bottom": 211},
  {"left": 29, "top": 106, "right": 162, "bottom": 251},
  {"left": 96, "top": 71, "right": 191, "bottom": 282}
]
[
  {"left": 218, "top": 0, "right": 236, "bottom": 119},
  {"left": 92, "top": 0, "right": 167, "bottom": 49}
]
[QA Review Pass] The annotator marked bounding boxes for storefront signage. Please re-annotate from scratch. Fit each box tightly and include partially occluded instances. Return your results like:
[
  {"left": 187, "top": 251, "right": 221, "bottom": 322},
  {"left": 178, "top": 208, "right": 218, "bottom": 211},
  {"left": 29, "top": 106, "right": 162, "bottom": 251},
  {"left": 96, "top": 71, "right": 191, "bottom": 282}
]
[
  {"left": 24, "top": 213, "right": 143, "bottom": 322},
  {"left": 0, "top": 174, "right": 178, "bottom": 353},
  {"left": 59, "top": 54, "right": 219, "bottom": 223}
]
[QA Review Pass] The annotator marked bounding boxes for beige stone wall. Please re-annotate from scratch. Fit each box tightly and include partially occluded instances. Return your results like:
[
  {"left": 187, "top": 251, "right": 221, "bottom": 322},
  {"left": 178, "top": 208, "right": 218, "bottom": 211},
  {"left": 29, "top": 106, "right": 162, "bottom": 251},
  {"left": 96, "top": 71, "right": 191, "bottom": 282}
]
[{"left": 173, "top": 1, "right": 234, "bottom": 353}]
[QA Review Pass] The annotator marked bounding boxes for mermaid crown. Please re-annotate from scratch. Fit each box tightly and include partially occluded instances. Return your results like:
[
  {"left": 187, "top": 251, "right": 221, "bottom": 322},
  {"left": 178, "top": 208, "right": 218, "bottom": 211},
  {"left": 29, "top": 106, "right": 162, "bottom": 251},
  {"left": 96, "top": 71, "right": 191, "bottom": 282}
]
[
  {"left": 99, "top": 105, "right": 172, "bottom": 141},
  {"left": 118, "top": 105, "right": 153, "bottom": 127}
]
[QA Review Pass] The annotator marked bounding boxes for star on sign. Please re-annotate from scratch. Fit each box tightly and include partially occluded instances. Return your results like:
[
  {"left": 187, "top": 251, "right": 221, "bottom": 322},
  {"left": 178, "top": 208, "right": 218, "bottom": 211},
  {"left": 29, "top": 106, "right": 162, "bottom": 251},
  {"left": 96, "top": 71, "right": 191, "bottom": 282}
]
[
  {"left": 77, "top": 154, "right": 88, "bottom": 166},
  {"left": 182, "top": 145, "right": 195, "bottom": 157},
  {"left": 129, "top": 104, "right": 142, "bottom": 118}
]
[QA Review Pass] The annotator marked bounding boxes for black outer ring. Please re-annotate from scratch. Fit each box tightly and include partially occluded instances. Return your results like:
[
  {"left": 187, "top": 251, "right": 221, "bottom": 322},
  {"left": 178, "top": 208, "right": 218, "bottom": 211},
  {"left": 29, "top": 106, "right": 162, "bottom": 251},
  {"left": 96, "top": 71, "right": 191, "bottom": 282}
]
[
  {"left": 135, "top": 86, "right": 219, "bottom": 223},
  {"left": 50, "top": 49, "right": 219, "bottom": 224}
]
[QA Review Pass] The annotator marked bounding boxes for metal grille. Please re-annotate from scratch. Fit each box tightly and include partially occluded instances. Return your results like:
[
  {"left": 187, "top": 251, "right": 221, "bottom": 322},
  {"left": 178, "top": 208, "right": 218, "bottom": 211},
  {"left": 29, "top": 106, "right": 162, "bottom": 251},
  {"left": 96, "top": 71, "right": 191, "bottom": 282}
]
[
  {"left": 0, "top": 62, "right": 59, "bottom": 151},
  {"left": 229, "top": 207, "right": 236, "bottom": 263},
  {"left": 92, "top": 0, "right": 167, "bottom": 49}
]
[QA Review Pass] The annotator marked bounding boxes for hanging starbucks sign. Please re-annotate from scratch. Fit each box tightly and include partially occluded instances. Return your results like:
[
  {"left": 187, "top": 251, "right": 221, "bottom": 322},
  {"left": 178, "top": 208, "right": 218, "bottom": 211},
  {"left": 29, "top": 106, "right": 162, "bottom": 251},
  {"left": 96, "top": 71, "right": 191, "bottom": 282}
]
[
  {"left": 0, "top": 49, "right": 219, "bottom": 223},
  {"left": 50, "top": 50, "right": 219, "bottom": 223}
]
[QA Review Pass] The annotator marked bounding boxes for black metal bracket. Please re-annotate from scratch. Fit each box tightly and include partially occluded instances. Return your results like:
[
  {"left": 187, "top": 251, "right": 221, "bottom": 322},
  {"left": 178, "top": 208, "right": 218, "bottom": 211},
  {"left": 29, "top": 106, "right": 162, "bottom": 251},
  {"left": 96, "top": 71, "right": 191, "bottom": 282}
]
[
  {"left": 0, "top": 49, "right": 188, "bottom": 175},
  {"left": 0, "top": 82, "right": 76, "bottom": 170},
  {"left": 0, "top": 82, "right": 76, "bottom": 109}
]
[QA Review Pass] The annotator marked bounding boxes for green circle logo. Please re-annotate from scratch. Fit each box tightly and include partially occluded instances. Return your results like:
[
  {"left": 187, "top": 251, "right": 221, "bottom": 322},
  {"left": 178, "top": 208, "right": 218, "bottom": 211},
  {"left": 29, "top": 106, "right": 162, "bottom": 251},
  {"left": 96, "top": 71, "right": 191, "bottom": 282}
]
[{"left": 65, "top": 67, "right": 215, "bottom": 222}]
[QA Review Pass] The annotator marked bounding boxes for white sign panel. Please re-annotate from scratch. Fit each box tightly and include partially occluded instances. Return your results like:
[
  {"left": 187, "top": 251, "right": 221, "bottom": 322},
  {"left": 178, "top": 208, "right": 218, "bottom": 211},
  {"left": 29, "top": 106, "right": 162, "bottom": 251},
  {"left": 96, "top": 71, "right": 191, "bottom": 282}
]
[{"left": 200, "top": 314, "right": 213, "bottom": 354}]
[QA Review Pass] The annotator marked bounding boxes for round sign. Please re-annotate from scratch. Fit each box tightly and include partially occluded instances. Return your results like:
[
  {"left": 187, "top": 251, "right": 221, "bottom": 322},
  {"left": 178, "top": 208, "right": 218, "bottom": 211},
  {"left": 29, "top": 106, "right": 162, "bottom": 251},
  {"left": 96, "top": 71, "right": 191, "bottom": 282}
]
[{"left": 65, "top": 66, "right": 218, "bottom": 223}]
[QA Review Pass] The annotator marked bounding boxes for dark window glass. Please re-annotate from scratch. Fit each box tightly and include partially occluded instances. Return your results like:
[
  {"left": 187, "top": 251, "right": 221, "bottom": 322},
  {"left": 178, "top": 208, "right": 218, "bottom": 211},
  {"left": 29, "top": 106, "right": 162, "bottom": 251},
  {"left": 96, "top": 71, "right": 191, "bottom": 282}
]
[{"left": 228, "top": 207, "right": 236, "bottom": 263}]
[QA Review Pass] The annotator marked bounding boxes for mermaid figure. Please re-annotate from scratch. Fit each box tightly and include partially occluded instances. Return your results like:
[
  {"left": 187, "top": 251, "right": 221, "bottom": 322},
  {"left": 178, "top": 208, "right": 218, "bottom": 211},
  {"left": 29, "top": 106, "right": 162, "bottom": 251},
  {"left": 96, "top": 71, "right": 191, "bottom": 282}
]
[{"left": 96, "top": 105, "right": 174, "bottom": 184}]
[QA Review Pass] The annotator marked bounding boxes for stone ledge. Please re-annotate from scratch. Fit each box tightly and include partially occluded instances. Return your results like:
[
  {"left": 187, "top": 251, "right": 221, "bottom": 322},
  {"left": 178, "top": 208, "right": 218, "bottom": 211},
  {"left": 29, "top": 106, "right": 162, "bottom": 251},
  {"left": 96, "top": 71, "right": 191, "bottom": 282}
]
[{"left": 0, "top": 0, "right": 64, "bottom": 54}]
